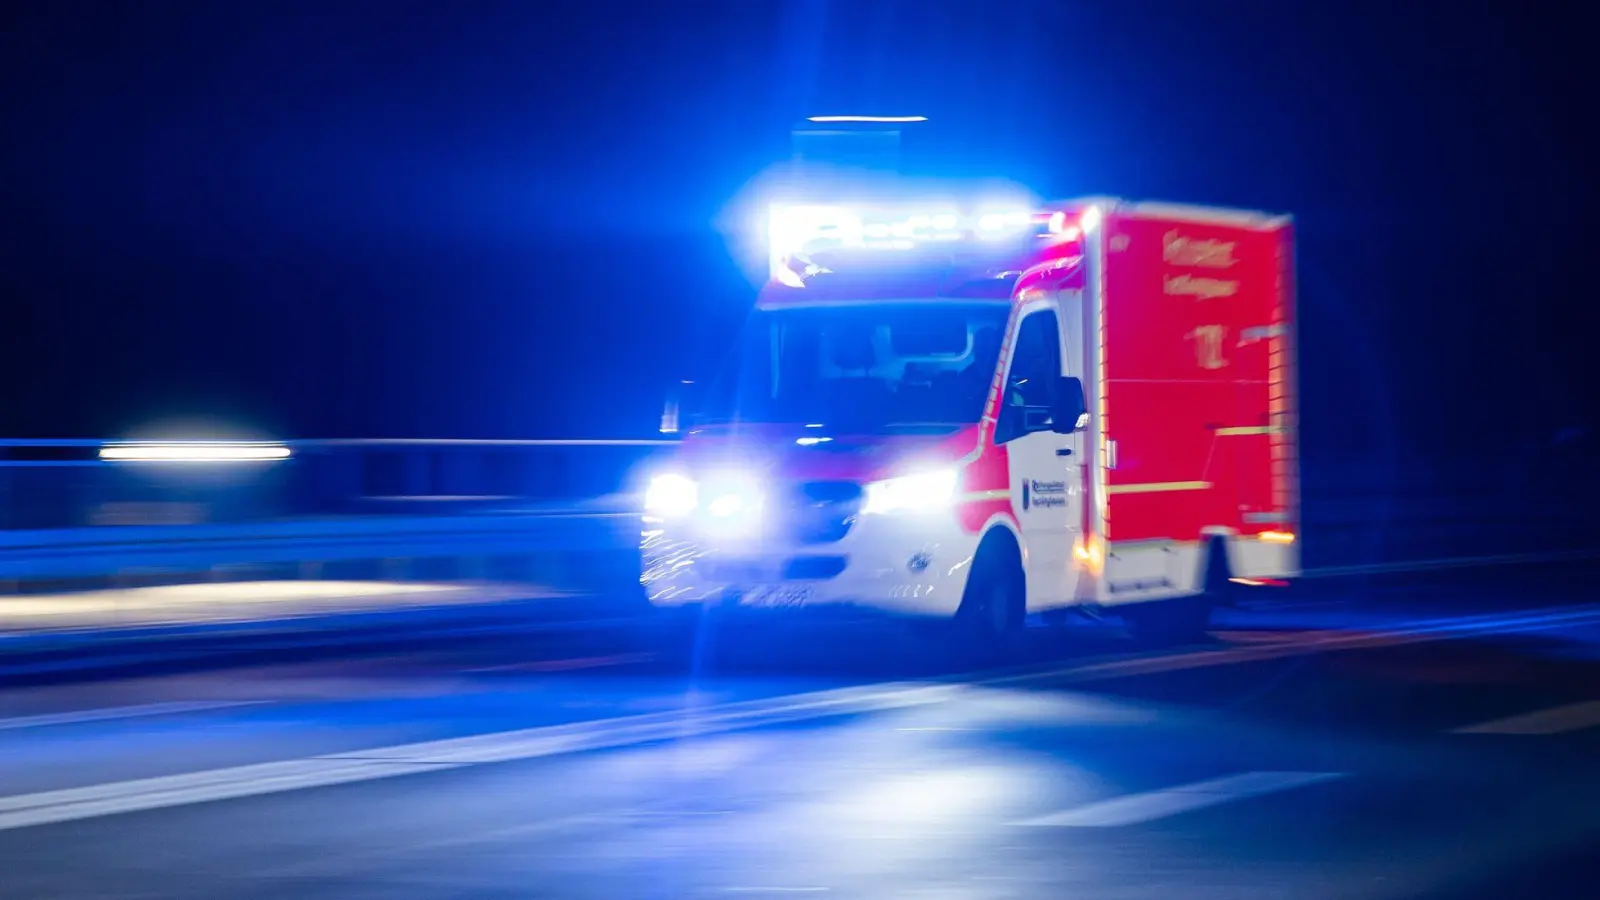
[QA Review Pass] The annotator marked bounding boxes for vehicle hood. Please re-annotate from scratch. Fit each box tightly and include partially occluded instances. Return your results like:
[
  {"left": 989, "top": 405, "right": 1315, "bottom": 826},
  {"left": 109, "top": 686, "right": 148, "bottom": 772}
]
[{"left": 673, "top": 422, "right": 980, "bottom": 483}]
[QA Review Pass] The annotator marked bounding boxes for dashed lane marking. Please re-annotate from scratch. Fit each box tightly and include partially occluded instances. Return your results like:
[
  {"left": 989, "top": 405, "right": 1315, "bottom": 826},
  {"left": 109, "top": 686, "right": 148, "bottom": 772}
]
[
  {"left": 466, "top": 653, "right": 656, "bottom": 674},
  {"left": 2, "top": 602, "right": 1598, "bottom": 832},
  {"left": 0, "top": 700, "right": 270, "bottom": 732},
  {"left": 1016, "top": 771, "right": 1347, "bottom": 827}
]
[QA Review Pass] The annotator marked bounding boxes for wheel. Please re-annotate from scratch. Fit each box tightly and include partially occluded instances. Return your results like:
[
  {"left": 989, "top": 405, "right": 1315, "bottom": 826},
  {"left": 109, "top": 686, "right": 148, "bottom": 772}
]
[{"left": 953, "top": 536, "right": 1026, "bottom": 653}]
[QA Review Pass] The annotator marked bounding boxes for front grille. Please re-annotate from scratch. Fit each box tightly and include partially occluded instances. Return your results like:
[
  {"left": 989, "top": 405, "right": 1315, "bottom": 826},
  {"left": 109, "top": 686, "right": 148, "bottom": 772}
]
[
  {"left": 777, "top": 480, "right": 861, "bottom": 545},
  {"left": 783, "top": 556, "right": 848, "bottom": 580}
]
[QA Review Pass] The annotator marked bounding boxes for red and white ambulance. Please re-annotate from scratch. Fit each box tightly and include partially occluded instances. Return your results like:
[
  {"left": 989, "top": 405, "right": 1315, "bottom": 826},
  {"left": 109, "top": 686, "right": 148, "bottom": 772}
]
[{"left": 642, "top": 196, "right": 1298, "bottom": 642}]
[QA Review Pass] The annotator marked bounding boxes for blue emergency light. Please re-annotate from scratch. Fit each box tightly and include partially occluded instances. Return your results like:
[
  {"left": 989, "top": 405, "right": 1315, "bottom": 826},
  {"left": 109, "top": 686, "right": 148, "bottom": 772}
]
[{"left": 767, "top": 202, "right": 1078, "bottom": 287}]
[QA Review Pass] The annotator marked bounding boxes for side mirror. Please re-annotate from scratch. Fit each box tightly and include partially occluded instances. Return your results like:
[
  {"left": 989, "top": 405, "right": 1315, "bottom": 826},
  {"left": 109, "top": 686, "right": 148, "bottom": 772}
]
[
  {"left": 659, "top": 380, "right": 699, "bottom": 435},
  {"left": 1051, "top": 376, "right": 1088, "bottom": 434}
]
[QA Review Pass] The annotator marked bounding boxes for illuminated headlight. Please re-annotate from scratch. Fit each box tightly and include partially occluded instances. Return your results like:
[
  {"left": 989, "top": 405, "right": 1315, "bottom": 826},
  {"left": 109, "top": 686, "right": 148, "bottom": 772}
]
[
  {"left": 702, "top": 475, "right": 764, "bottom": 519},
  {"left": 644, "top": 473, "right": 698, "bottom": 518},
  {"left": 706, "top": 488, "right": 762, "bottom": 518},
  {"left": 863, "top": 469, "right": 959, "bottom": 515}
]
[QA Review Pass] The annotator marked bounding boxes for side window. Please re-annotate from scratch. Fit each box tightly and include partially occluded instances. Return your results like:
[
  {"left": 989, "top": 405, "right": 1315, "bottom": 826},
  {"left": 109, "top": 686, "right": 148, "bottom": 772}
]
[
  {"left": 997, "top": 309, "right": 1061, "bottom": 442},
  {"left": 1008, "top": 310, "right": 1061, "bottom": 409}
]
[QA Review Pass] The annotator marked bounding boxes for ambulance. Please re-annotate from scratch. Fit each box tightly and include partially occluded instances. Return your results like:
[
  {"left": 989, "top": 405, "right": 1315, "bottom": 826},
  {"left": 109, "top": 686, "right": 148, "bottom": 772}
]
[{"left": 641, "top": 196, "right": 1297, "bottom": 643}]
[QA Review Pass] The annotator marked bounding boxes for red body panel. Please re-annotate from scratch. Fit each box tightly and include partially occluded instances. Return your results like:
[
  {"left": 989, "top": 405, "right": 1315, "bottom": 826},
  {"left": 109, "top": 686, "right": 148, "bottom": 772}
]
[
  {"left": 1101, "top": 211, "right": 1293, "bottom": 543},
  {"left": 956, "top": 441, "right": 1013, "bottom": 534},
  {"left": 957, "top": 300, "right": 1023, "bottom": 535}
]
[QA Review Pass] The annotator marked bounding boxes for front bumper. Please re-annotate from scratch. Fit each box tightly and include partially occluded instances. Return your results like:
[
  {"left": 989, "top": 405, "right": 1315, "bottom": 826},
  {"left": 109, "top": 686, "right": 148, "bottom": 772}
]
[{"left": 640, "top": 509, "right": 979, "bottom": 619}]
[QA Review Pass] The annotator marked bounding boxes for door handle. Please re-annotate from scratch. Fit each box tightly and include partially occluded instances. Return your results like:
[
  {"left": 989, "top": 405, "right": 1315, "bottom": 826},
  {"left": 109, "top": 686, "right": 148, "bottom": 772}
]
[{"left": 1056, "top": 448, "right": 1073, "bottom": 457}]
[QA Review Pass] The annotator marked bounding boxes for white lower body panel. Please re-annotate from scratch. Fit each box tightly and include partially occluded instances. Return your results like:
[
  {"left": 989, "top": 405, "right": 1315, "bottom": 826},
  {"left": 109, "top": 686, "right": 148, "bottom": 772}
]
[
  {"left": 1092, "top": 536, "right": 1298, "bottom": 606},
  {"left": 641, "top": 511, "right": 981, "bottom": 620},
  {"left": 1226, "top": 537, "right": 1300, "bottom": 581}
]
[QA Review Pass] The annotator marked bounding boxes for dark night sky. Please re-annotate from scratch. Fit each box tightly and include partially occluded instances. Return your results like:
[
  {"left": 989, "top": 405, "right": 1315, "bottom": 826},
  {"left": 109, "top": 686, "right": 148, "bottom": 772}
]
[{"left": 1, "top": 1, "right": 1592, "bottom": 469}]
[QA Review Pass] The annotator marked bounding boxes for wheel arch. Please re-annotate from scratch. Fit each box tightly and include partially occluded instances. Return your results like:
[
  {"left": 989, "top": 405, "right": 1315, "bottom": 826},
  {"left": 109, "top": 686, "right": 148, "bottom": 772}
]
[
  {"left": 974, "top": 514, "right": 1025, "bottom": 564},
  {"left": 958, "top": 519, "right": 1027, "bottom": 631}
]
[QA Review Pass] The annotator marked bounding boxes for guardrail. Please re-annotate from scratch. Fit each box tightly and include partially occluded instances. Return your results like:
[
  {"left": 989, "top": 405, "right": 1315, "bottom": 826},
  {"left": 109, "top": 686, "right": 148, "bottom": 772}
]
[
  {"left": 0, "top": 504, "right": 1594, "bottom": 593},
  {"left": 2, "top": 439, "right": 1597, "bottom": 591},
  {"left": 0, "top": 439, "right": 675, "bottom": 529},
  {"left": 6, "top": 438, "right": 1592, "bottom": 525},
  {"left": 0, "top": 509, "right": 645, "bottom": 594}
]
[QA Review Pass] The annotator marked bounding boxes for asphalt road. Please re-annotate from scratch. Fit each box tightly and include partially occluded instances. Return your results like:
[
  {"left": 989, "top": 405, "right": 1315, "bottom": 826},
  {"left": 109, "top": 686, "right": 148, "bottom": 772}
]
[{"left": 2, "top": 593, "right": 1600, "bottom": 899}]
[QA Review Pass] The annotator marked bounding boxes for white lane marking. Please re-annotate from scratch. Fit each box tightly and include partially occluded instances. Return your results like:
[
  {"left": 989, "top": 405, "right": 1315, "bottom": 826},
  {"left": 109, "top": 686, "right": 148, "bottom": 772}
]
[
  {"left": 467, "top": 652, "right": 656, "bottom": 673},
  {"left": 0, "top": 759, "right": 463, "bottom": 830},
  {"left": 3, "top": 601, "right": 1599, "bottom": 832},
  {"left": 0, "top": 682, "right": 965, "bottom": 832},
  {"left": 1452, "top": 701, "right": 1600, "bottom": 735},
  {"left": 1017, "top": 771, "right": 1346, "bottom": 827},
  {"left": 321, "top": 682, "right": 968, "bottom": 767},
  {"left": 0, "top": 700, "right": 269, "bottom": 732}
]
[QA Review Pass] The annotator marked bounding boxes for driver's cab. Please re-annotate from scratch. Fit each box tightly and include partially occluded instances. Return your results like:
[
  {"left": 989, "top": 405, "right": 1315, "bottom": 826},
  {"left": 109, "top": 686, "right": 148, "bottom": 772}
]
[{"left": 990, "top": 287, "right": 1090, "bottom": 608}]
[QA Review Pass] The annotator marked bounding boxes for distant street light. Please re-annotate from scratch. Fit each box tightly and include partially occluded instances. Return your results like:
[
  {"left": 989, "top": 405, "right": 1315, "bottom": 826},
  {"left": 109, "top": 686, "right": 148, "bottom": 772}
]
[{"left": 100, "top": 442, "right": 292, "bottom": 463}]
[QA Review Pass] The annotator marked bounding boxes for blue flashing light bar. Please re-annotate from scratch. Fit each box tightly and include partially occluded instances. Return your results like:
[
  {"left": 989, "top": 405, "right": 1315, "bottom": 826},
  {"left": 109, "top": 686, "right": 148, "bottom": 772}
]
[{"left": 767, "top": 202, "right": 1077, "bottom": 287}]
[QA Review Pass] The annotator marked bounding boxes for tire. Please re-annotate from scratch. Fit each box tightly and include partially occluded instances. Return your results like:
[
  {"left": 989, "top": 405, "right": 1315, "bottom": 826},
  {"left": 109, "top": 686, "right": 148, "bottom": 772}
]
[{"left": 954, "top": 536, "right": 1026, "bottom": 652}]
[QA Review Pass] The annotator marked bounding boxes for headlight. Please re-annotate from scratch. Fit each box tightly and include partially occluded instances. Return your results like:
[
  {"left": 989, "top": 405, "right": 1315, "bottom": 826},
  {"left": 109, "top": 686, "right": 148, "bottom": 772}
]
[
  {"left": 863, "top": 469, "right": 959, "bottom": 514},
  {"left": 644, "top": 473, "right": 698, "bottom": 518},
  {"left": 702, "top": 473, "right": 763, "bottom": 519}
]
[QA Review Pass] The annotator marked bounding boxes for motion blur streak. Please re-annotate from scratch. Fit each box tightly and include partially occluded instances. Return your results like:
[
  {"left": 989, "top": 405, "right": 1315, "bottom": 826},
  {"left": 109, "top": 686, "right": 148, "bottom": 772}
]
[{"left": 99, "top": 443, "right": 292, "bottom": 462}]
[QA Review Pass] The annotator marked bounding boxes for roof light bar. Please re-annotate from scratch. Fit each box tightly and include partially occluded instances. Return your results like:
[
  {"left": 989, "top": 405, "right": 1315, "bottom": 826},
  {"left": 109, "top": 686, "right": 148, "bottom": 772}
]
[{"left": 767, "top": 200, "right": 1078, "bottom": 285}]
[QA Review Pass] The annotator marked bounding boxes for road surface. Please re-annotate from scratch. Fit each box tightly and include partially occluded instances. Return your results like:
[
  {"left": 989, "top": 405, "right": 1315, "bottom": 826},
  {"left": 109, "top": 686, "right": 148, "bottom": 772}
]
[{"left": 1, "top": 595, "right": 1599, "bottom": 899}]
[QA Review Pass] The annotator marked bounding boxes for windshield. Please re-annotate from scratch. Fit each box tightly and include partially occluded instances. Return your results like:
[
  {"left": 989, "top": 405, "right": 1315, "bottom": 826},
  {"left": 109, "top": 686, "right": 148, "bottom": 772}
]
[{"left": 700, "top": 302, "right": 1009, "bottom": 431}]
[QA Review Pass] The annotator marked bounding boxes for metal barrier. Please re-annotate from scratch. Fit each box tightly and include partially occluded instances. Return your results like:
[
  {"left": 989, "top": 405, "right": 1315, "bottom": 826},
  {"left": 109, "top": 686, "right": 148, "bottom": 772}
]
[
  {"left": 293, "top": 439, "right": 674, "bottom": 516},
  {"left": 1, "top": 509, "right": 1593, "bottom": 589},
  {"left": 0, "top": 439, "right": 675, "bottom": 529},
  {"left": 1, "top": 439, "right": 1597, "bottom": 588},
  {"left": 0, "top": 510, "right": 645, "bottom": 595}
]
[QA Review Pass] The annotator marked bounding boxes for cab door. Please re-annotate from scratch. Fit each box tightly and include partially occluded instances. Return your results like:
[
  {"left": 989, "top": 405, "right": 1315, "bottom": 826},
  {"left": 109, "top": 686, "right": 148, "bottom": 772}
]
[{"left": 997, "top": 295, "right": 1085, "bottom": 609}]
